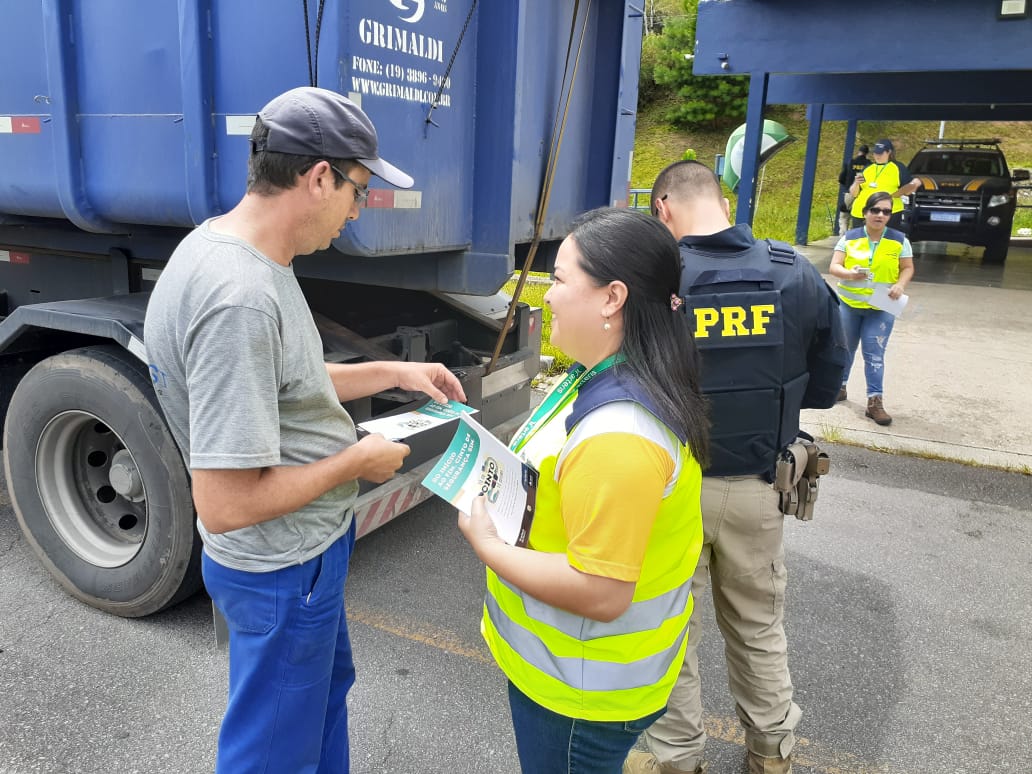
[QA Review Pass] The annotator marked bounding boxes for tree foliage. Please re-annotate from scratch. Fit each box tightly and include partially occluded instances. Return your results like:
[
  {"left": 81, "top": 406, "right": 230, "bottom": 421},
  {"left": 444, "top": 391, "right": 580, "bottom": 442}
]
[
  {"left": 652, "top": 0, "right": 749, "bottom": 128},
  {"left": 638, "top": 33, "right": 666, "bottom": 106},
  {"left": 637, "top": 0, "right": 682, "bottom": 107}
]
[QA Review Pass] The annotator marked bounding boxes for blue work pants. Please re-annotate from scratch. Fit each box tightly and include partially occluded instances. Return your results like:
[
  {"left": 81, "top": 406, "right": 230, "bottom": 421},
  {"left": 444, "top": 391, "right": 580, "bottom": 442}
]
[{"left": 203, "top": 520, "right": 356, "bottom": 774}]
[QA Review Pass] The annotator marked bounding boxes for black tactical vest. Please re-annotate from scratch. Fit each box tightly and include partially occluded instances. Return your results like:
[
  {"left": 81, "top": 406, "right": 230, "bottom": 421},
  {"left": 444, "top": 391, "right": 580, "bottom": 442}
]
[{"left": 680, "top": 238, "right": 815, "bottom": 477}]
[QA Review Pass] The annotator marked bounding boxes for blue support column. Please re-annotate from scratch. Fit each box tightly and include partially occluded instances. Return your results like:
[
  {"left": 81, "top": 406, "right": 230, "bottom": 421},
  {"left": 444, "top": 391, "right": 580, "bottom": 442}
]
[
  {"left": 795, "top": 102, "right": 824, "bottom": 245},
  {"left": 735, "top": 71, "right": 769, "bottom": 226},
  {"left": 834, "top": 118, "right": 858, "bottom": 236}
]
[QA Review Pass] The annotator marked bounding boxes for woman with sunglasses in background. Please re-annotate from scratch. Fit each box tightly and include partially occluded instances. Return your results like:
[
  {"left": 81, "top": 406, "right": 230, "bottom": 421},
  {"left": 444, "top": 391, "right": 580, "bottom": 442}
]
[{"left": 828, "top": 190, "right": 915, "bottom": 426}]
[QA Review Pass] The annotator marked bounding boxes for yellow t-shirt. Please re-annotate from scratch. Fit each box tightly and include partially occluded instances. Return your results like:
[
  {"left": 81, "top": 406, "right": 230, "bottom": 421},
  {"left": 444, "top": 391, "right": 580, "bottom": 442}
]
[
  {"left": 514, "top": 397, "right": 683, "bottom": 581},
  {"left": 850, "top": 161, "right": 908, "bottom": 218},
  {"left": 558, "top": 429, "right": 674, "bottom": 581}
]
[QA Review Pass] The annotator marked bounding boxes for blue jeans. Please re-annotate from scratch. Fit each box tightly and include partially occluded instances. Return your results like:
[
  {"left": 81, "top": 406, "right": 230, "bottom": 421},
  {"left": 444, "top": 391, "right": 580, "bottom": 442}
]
[
  {"left": 507, "top": 681, "right": 666, "bottom": 774},
  {"left": 840, "top": 303, "right": 896, "bottom": 397},
  {"left": 203, "top": 520, "right": 356, "bottom": 774}
]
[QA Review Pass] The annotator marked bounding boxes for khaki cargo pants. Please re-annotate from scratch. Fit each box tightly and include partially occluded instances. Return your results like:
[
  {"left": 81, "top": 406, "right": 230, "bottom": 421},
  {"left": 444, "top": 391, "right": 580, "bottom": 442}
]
[{"left": 644, "top": 475, "right": 802, "bottom": 769}]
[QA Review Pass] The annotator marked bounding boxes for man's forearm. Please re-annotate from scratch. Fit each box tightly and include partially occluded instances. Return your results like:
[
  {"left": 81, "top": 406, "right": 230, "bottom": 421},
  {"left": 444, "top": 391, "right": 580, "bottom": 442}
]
[
  {"left": 192, "top": 446, "right": 371, "bottom": 534},
  {"left": 326, "top": 361, "right": 399, "bottom": 402}
]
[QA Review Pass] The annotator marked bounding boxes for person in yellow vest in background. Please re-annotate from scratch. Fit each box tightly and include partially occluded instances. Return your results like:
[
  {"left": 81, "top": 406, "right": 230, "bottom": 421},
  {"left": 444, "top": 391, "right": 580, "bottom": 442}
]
[
  {"left": 829, "top": 190, "right": 915, "bottom": 426},
  {"left": 847, "top": 139, "right": 920, "bottom": 233},
  {"left": 458, "top": 207, "right": 709, "bottom": 774}
]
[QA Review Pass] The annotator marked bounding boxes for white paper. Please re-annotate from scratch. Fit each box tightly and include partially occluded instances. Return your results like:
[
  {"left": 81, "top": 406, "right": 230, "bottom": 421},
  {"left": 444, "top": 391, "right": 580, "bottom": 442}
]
[
  {"left": 357, "top": 400, "right": 477, "bottom": 441},
  {"left": 421, "top": 414, "right": 538, "bottom": 547},
  {"left": 867, "top": 284, "right": 909, "bottom": 317},
  {"left": 839, "top": 279, "right": 909, "bottom": 317}
]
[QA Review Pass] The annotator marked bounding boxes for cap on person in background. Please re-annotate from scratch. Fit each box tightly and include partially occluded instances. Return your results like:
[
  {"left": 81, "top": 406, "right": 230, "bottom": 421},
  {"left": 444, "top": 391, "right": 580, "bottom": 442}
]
[
  {"left": 858, "top": 144, "right": 869, "bottom": 154},
  {"left": 872, "top": 139, "right": 894, "bottom": 155},
  {"left": 254, "top": 87, "right": 413, "bottom": 189}
]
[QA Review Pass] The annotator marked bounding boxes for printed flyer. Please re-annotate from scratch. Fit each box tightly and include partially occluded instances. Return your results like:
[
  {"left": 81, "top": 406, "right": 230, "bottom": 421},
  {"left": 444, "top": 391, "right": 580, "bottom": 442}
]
[
  {"left": 838, "top": 279, "right": 909, "bottom": 317},
  {"left": 356, "top": 399, "right": 478, "bottom": 441},
  {"left": 421, "top": 414, "right": 538, "bottom": 547}
]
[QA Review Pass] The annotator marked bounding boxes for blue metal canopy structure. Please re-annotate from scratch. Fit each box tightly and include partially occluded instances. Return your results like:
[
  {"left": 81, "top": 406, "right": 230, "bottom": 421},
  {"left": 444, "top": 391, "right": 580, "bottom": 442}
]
[{"left": 694, "top": 0, "right": 1032, "bottom": 242}]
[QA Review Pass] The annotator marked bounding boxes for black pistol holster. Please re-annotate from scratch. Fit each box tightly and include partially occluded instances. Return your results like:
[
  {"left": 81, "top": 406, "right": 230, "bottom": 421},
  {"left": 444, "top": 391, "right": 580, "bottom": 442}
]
[{"left": 773, "top": 432, "right": 830, "bottom": 521}]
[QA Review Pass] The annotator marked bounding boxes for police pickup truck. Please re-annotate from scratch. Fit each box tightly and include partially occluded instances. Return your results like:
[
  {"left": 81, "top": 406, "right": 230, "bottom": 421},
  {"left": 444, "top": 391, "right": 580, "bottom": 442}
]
[{"left": 906, "top": 139, "right": 1030, "bottom": 263}]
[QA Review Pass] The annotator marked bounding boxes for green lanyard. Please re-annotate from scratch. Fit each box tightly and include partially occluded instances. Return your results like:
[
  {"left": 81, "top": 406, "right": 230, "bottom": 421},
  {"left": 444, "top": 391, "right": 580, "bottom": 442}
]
[
  {"left": 863, "top": 227, "right": 880, "bottom": 266},
  {"left": 509, "top": 353, "right": 625, "bottom": 453},
  {"left": 869, "top": 163, "right": 888, "bottom": 185}
]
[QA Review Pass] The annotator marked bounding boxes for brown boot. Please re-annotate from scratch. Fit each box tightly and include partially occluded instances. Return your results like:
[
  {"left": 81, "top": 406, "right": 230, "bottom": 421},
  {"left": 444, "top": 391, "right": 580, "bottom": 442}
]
[
  {"left": 747, "top": 751, "right": 792, "bottom": 774},
  {"left": 623, "top": 749, "right": 707, "bottom": 774},
  {"left": 865, "top": 395, "right": 892, "bottom": 426},
  {"left": 836, "top": 386, "right": 847, "bottom": 402}
]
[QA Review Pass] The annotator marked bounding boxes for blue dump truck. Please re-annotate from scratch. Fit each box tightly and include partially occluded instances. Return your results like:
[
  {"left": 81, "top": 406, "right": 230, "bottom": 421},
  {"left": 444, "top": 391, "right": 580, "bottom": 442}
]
[{"left": 0, "top": 1, "right": 643, "bottom": 616}]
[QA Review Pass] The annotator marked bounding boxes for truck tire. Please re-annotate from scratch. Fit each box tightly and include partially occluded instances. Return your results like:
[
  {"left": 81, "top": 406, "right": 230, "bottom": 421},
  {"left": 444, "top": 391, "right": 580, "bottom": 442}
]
[
  {"left": 3, "top": 345, "right": 201, "bottom": 617},
  {"left": 983, "top": 236, "right": 1010, "bottom": 263}
]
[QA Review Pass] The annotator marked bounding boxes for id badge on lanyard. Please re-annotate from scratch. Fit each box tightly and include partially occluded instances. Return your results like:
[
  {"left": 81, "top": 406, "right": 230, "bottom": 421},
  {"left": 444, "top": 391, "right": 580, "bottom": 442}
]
[
  {"left": 509, "top": 354, "right": 625, "bottom": 456},
  {"left": 868, "top": 163, "right": 888, "bottom": 190}
]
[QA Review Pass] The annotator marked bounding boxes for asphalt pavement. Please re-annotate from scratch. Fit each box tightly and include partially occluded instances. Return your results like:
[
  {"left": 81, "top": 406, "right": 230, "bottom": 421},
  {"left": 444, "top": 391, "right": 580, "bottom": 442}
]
[{"left": 2, "top": 445, "right": 1031, "bottom": 774}]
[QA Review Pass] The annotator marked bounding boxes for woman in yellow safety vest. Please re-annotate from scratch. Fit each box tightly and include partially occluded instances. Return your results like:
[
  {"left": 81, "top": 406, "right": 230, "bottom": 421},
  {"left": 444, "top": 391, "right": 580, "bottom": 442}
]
[
  {"left": 828, "top": 190, "right": 915, "bottom": 426},
  {"left": 846, "top": 138, "right": 920, "bottom": 232},
  {"left": 458, "top": 207, "right": 709, "bottom": 774}
]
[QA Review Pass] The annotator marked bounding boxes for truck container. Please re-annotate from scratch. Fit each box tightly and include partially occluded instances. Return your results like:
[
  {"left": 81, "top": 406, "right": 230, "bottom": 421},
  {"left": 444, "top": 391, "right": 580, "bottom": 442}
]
[{"left": 0, "top": 1, "right": 644, "bottom": 616}]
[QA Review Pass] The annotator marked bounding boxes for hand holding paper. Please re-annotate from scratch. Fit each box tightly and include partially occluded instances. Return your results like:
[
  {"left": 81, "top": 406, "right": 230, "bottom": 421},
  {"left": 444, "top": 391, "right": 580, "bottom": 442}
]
[
  {"left": 422, "top": 414, "right": 537, "bottom": 547},
  {"left": 838, "top": 278, "right": 909, "bottom": 317},
  {"left": 353, "top": 433, "right": 410, "bottom": 483},
  {"left": 391, "top": 361, "right": 466, "bottom": 404},
  {"left": 867, "top": 282, "right": 909, "bottom": 317},
  {"left": 456, "top": 495, "right": 502, "bottom": 558}
]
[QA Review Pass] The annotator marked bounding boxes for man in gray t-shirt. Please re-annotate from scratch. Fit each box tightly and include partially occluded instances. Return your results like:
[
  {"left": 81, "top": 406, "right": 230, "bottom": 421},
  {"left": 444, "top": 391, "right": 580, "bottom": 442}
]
[{"left": 144, "top": 87, "right": 465, "bottom": 774}]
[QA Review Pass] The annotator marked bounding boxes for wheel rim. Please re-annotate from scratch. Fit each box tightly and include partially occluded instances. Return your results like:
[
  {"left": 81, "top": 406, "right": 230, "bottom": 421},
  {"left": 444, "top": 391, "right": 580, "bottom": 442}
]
[{"left": 35, "top": 410, "right": 148, "bottom": 568}]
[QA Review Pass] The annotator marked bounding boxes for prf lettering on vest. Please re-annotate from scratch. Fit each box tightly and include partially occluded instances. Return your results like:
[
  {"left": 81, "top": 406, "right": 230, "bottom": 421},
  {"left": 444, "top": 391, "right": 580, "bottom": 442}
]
[{"left": 693, "top": 304, "right": 775, "bottom": 338}]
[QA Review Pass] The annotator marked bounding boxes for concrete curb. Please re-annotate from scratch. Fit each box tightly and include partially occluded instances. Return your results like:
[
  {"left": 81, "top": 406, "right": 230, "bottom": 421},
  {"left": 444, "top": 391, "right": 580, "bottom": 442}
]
[{"left": 801, "top": 413, "right": 1032, "bottom": 473}]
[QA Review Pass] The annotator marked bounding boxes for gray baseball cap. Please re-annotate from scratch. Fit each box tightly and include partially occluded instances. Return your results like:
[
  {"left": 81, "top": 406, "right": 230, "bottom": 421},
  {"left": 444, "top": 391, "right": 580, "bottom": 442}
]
[{"left": 254, "top": 87, "right": 413, "bottom": 189}]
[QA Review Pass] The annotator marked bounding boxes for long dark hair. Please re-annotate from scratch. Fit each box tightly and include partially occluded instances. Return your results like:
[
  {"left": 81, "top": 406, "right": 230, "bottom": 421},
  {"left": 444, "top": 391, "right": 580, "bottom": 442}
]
[{"left": 568, "top": 207, "right": 709, "bottom": 465}]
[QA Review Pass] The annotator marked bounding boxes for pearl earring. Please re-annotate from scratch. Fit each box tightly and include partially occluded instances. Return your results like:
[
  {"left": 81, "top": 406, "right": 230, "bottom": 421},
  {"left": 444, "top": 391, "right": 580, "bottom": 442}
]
[{"left": 602, "top": 318, "right": 611, "bottom": 331}]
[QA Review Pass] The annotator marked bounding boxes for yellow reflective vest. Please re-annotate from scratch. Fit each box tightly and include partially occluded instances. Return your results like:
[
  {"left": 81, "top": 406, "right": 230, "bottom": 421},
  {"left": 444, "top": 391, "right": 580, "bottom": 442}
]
[
  {"left": 837, "top": 226, "right": 908, "bottom": 309},
  {"left": 850, "top": 162, "right": 907, "bottom": 218},
  {"left": 481, "top": 369, "right": 704, "bottom": 721}
]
